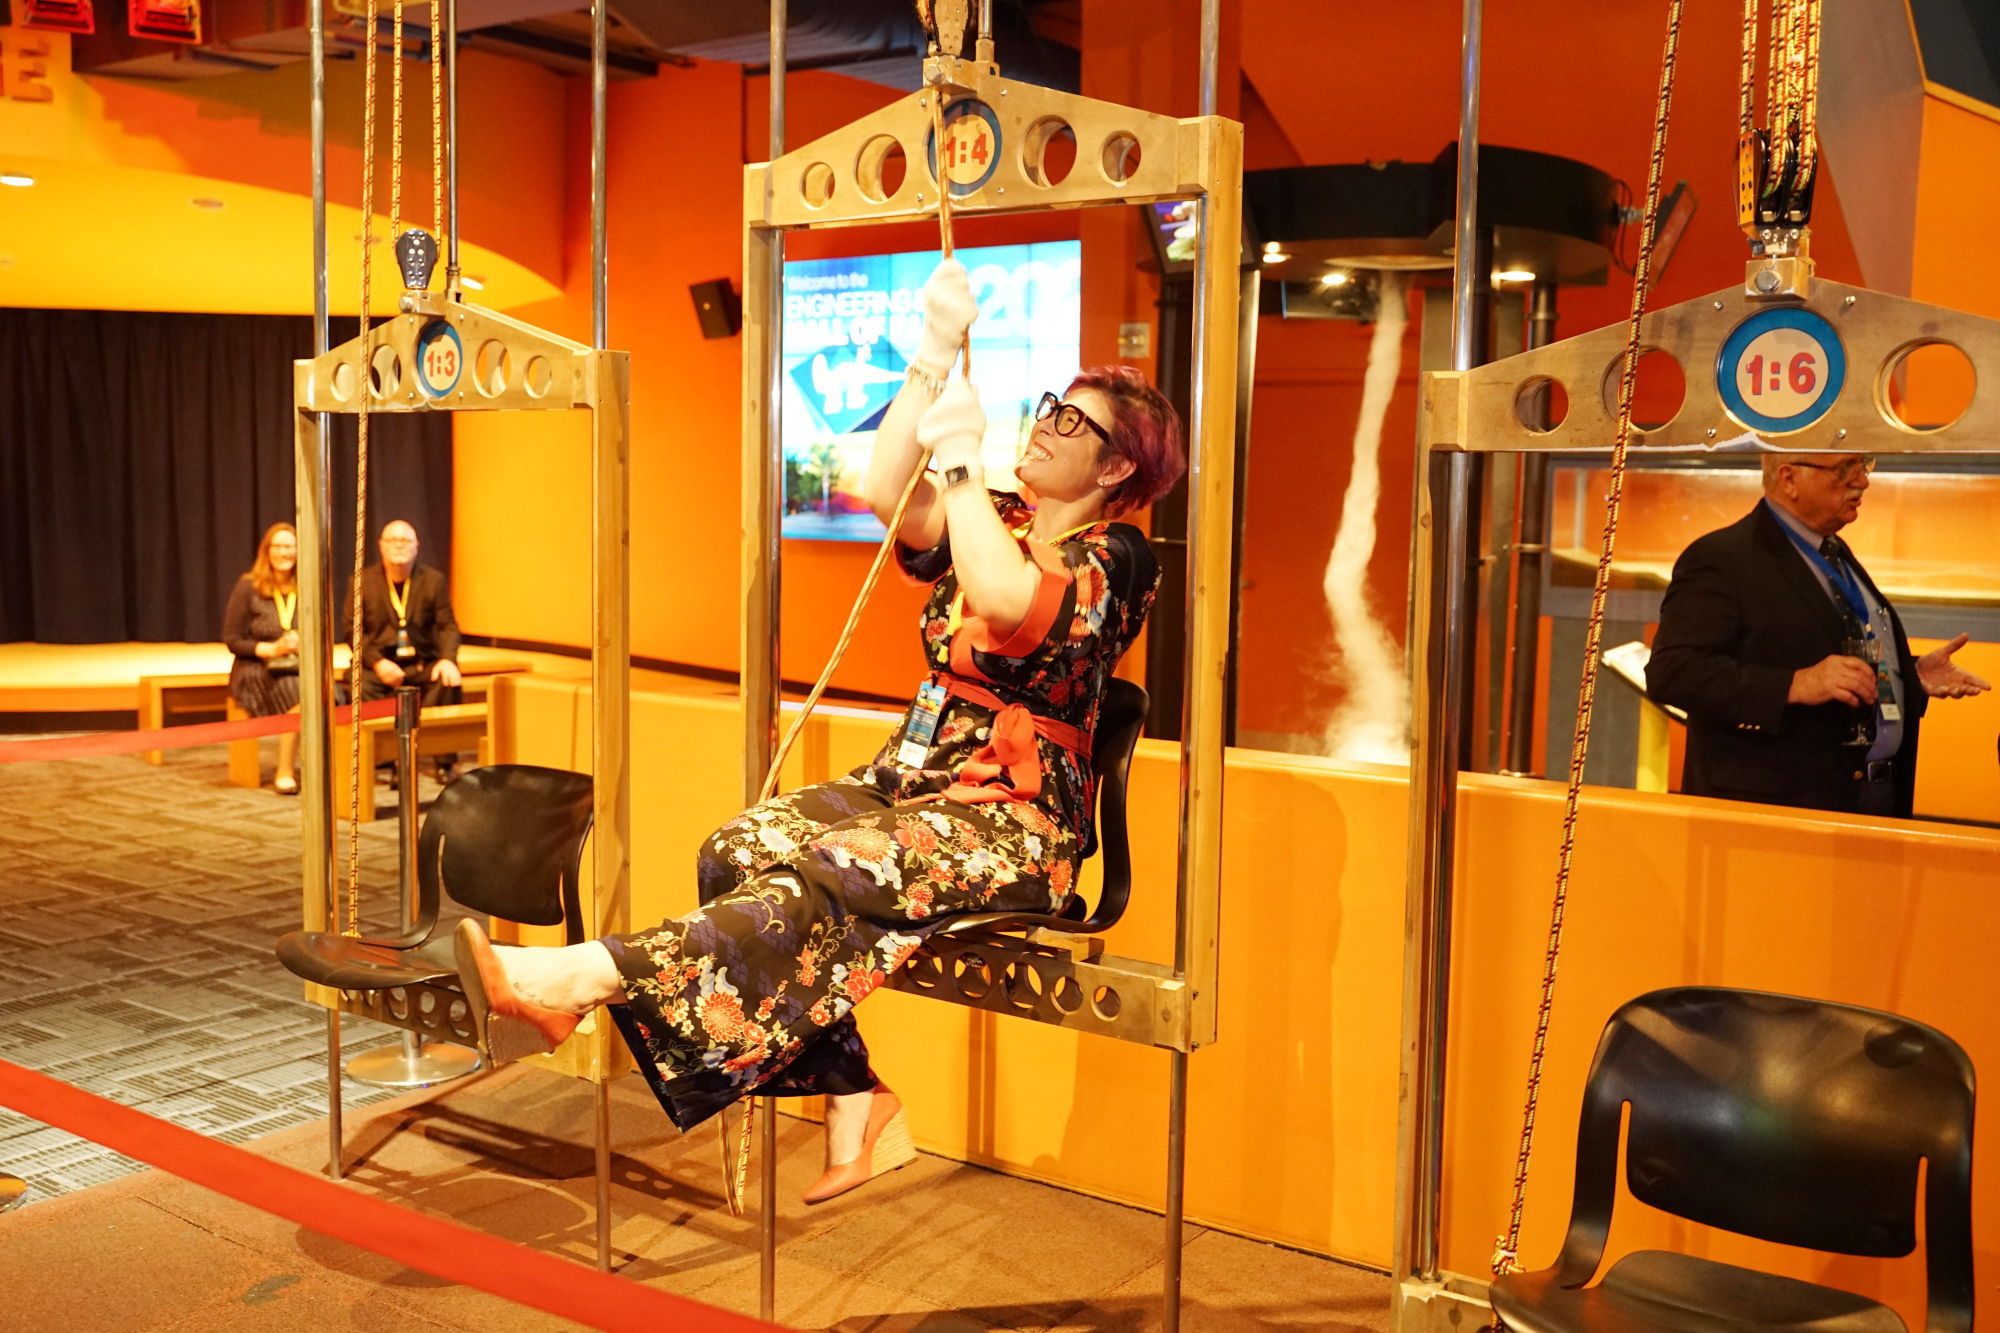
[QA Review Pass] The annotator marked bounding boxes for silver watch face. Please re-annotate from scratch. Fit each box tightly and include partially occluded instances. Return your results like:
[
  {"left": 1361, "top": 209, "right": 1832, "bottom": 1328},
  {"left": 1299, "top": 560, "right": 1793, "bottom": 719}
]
[{"left": 943, "top": 464, "right": 973, "bottom": 488}]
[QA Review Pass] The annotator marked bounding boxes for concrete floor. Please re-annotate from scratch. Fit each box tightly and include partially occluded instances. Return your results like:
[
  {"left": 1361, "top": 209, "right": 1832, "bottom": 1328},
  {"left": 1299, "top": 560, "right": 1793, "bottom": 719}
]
[{"left": 0, "top": 1062, "right": 1394, "bottom": 1332}]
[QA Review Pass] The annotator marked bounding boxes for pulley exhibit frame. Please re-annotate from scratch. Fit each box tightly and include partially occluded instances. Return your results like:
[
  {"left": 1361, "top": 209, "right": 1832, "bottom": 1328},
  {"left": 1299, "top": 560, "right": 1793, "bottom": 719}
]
[
  {"left": 741, "top": 56, "right": 1243, "bottom": 1057},
  {"left": 1395, "top": 256, "right": 2000, "bottom": 1327},
  {"left": 289, "top": 297, "right": 634, "bottom": 1086},
  {"left": 1422, "top": 268, "right": 2000, "bottom": 456}
]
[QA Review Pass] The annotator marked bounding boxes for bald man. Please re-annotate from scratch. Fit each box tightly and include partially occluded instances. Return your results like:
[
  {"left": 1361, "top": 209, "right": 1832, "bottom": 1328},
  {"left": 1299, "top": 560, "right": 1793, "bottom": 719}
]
[
  {"left": 1647, "top": 453, "right": 1988, "bottom": 818},
  {"left": 345, "top": 519, "right": 463, "bottom": 709}
]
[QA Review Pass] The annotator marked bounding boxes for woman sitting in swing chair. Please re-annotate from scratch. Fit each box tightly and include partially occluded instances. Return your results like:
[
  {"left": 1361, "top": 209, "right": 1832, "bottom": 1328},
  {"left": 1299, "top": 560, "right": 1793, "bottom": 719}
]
[{"left": 452, "top": 258, "right": 1185, "bottom": 1205}]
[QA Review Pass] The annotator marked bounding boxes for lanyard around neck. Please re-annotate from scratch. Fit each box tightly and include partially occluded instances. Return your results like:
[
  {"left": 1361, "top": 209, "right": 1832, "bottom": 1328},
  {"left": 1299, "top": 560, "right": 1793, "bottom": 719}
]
[
  {"left": 386, "top": 573, "right": 410, "bottom": 627},
  {"left": 274, "top": 590, "right": 296, "bottom": 632},
  {"left": 1773, "top": 513, "right": 1870, "bottom": 627}
]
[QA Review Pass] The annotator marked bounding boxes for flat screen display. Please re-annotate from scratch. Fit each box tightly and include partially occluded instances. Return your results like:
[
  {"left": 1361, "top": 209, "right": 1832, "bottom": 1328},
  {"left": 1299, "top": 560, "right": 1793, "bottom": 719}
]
[{"left": 781, "top": 240, "right": 1083, "bottom": 541}]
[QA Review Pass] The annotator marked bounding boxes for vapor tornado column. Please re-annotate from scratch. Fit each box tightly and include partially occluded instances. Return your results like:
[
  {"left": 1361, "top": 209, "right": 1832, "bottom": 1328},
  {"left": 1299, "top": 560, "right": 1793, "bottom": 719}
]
[{"left": 1322, "top": 274, "right": 1411, "bottom": 763}]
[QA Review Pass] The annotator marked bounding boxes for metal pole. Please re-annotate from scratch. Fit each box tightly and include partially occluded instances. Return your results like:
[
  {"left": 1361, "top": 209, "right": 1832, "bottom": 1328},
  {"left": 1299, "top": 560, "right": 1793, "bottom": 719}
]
[
  {"left": 1502, "top": 280, "right": 1558, "bottom": 776},
  {"left": 757, "top": 3, "right": 786, "bottom": 1322},
  {"left": 305, "top": 0, "right": 341, "bottom": 1183},
  {"left": 1163, "top": 1050, "right": 1189, "bottom": 1333},
  {"left": 589, "top": 0, "right": 613, "bottom": 1276},
  {"left": 1395, "top": 0, "right": 1479, "bottom": 1294},
  {"left": 596, "top": 1080, "right": 613, "bottom": 1271},
  {"left": 1167, "top": 6, "right": 1219, "bottom": 1332},
  {"left": 444, "top": 0, "right": 459, "bottom": 282},
  {"left": 1456, "top": 225, "right": 1493, "bottom": 771},
  {"left": 590, "top": 0, "right": 608, "bottom": 352}
]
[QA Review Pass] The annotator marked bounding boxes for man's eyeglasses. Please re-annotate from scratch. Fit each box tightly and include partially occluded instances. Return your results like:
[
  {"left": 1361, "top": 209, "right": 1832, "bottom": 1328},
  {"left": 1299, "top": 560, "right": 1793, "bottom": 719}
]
[
  {"left": 1789, "top": 456, "right": 1876, "bottom": 485},
  {"left": 1034, "top": 392, "right": 1113, "bottom": 449}
]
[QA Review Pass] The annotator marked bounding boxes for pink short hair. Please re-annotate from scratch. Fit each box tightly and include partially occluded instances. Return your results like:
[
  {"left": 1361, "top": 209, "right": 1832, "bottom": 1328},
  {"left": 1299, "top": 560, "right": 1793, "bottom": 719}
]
[{"left": 1067, "top": 365, "right": 1186, "bottom": 517}]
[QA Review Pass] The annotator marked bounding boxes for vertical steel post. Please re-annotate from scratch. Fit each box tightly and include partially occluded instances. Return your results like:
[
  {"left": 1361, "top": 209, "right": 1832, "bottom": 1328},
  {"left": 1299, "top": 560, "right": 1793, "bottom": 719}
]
[
  {"left": 587, "top": 0, "right": 623, "bottom": 1277},
  {"left": 1502, "top": 280, "right": 1559, "bottom": 776},
  {"left": 303, "top": 0, "right": 341, "bottom": 1182},
  {"left": 444, "top": 0, "right": 459, "bottom": 282},
  {"left": 754, "top": 3, "right": 787, "bottom": 1322},
  {"left": 1394, "top": 0, "right": 1480, "bottom": 1297},
  {"left": 1164, "top": 8, "right": 1223, "bottom": 1331}
]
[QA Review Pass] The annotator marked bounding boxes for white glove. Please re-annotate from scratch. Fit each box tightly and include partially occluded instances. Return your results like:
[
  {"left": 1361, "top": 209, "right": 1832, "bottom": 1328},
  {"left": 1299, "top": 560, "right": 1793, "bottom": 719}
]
[
  {"left": 917, "top": 379, "right": 986, "bottom": 479},
  {"left": 912, "top": 258, "right": 979, "bottom": 379}
]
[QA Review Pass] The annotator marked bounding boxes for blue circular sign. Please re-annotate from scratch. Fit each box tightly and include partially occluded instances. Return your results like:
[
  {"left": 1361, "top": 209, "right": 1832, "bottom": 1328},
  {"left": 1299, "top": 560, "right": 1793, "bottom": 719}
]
[
  {"left": 1715, "top": 306, "right": 1846, "bottom": 434},
  {"left": 927, "top": 99, "right": 1002, "bottom": 197},
  {"left": 415, "top": 320, "right": 463, "bottom": 398}
]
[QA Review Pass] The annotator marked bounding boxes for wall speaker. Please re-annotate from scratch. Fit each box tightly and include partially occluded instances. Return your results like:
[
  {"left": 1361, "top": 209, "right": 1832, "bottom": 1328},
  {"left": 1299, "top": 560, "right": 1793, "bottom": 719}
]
[{"left": 689, "top": 279, "right": 741, "bottom": 340}]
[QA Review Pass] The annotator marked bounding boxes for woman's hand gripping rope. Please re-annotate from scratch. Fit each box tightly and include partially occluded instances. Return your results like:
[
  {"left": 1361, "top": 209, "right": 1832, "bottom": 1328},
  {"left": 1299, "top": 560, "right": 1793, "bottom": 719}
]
[
  {"left": 913, "top": 257, "right": 979, "bottom": 387},
  {"left": 917, "top": 379, "right": 987, "bottom": 485}
]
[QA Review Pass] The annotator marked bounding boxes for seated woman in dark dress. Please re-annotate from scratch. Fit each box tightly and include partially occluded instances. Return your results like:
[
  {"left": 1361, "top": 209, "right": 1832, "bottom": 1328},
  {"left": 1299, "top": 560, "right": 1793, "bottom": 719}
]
[
  {"left": 452, "top": 259, "right": 1185, "bottom": 1205},
  {"left": 223, "top": 522, "right": 303, "bottom": 795}
]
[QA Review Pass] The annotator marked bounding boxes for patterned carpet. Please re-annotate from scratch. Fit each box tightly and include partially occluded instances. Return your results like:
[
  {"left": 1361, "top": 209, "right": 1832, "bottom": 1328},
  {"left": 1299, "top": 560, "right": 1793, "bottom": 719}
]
[{"left": 0, "top": 736, "right": 445, "bottom": 1205}]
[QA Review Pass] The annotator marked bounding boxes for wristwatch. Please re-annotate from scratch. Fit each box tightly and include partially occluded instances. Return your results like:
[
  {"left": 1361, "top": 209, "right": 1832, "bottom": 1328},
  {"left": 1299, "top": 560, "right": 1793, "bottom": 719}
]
[{"left": 940, "top": 463, "right": 975, "bottom": 490}]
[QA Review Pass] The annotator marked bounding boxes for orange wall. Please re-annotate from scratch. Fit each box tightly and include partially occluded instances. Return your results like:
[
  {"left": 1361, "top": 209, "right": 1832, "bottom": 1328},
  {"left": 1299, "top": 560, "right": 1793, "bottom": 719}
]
[
  {"left": 453, "top": 16, "right": 1217, "bottom": 695},
  {"left": 1, "top": 30, "right": 567, "bottom": 309},
  {"left": 1228, "top": 0, "right": 1873, "bottom": 746}
]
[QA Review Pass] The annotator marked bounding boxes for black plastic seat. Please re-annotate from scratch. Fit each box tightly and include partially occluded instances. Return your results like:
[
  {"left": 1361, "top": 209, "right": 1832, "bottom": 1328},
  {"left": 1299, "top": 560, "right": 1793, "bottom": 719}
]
[
  {"left": 937, "top": 678, "right": 1148, "bottom": 938},
  {"left": 1492, "top": 986, "right": 1975, "bottom": 1333},
  {"left": 276, "top": 764, "right": 594, "bottom": 992}
]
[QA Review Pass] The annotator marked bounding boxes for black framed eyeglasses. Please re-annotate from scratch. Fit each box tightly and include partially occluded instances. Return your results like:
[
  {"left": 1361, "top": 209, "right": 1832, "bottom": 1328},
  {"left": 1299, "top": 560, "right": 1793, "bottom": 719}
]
[
  {"left": 1034, "top": 391, "right": 1113, "bottom": 448},
  {"left": 1789, "top": 456, "right": 1876, "bottom": 484}
]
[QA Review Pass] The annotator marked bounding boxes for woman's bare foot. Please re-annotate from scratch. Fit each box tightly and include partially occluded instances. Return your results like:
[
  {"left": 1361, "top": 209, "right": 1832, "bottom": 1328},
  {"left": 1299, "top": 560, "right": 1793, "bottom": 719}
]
[{"left": 824, "top": 1088, "right": 876, "bottom": 1166}]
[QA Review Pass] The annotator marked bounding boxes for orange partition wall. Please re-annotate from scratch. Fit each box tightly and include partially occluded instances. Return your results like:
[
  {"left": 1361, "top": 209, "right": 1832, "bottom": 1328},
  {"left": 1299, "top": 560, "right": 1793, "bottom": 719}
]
[
  {"left": 0, "top": 29, "right": 566, "bottom": 312},
  {"left": 496, "top": 676, "right": 2000, "bottom": 1323}
]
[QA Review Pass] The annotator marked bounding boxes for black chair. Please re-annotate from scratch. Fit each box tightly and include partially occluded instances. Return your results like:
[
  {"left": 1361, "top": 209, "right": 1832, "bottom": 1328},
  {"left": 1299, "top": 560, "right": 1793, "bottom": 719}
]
[
  {"left": 936, "top": 677, "right": 1148, "bottom": 938},
  {"left": 1492, "top": 986, "right": 1975, "bottom": 1333},
  {"left": 276, "top": 764, "right": 594, "bottom": 994}
]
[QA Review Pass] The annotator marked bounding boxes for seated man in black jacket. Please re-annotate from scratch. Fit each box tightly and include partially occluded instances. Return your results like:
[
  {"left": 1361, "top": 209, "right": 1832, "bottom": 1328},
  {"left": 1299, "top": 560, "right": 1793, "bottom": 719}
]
[
  {"left": 345, "top": 519, "right": 463, "bottom": 709},
  {"left": 1647, "top": 452, "right": 1987, "bottom": 818}
]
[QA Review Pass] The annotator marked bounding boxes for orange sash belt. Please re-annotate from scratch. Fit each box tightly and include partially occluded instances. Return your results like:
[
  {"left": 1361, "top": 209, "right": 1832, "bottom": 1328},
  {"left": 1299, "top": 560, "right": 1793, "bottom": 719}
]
[{"left": 932, "top": 672, "right": 1089, "bottom": 805}]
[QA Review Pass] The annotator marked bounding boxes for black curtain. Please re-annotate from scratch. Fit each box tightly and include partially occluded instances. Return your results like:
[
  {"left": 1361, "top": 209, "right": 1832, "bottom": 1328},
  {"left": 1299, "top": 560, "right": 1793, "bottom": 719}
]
[{"left": 0, "top": 310, "right": 452, "bottom": 644}]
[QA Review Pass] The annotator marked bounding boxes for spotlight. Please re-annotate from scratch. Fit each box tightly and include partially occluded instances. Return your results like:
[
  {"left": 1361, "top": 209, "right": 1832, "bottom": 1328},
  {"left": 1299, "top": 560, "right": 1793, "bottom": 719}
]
[
  {"left": 1495, "top": 269, "right": 1536, "bottom": 283},
  {"left": 1262, "top": 241, "right": 1282, "bottom": 253},
  {"left": 0, "top": 174, "right": 34, "bottom": 188},
  {"left": 461, "top": 275, "right": 486, "bottom": 291},
  {"left": 1321, "top": 271, "right": 1350, "bottom": 287},
  {"left": 1261, "top": 252, "right": 1291, "bottom": 264}
]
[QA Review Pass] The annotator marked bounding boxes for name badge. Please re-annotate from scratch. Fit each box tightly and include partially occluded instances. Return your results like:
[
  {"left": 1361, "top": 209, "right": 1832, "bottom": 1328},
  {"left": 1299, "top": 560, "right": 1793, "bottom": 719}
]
[
  {"left": 897, "top": 680, "right": 950, "bottom": 768},
  {"left": 1880, "top": 702, "right": 1902, "bottom": 722}
]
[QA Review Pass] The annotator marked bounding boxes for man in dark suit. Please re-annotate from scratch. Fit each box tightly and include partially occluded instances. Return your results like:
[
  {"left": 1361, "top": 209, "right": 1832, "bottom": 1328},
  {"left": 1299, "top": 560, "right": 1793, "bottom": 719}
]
[
  {"left": 346, "top": 519, "right": 463, "bottom": 708},
  {"left": 1647, "top": 452, "right": 1988, "bottom": 818}
]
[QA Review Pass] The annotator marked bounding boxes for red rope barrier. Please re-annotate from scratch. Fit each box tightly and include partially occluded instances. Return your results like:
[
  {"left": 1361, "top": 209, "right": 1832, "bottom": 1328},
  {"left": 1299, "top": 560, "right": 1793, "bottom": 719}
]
[
  {"left": 0, "top": 699, "right": 398, "bottom": 765},
  {"left": 0, "top": 1057, "right": 785, "bottom": 1333}
]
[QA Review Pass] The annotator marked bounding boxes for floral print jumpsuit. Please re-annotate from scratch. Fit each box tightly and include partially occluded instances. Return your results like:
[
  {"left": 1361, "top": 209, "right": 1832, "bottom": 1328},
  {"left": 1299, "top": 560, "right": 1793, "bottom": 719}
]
[{"left": 605, "top": 493, "right": 1159, "bottom": 1131}]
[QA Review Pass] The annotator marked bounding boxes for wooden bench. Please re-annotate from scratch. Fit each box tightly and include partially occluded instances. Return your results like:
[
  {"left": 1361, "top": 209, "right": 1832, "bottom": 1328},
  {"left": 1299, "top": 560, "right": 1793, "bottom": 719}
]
[
  {"left": 136, "top": 673, "right": 234, "bottom": 765},
  {"left": 136, "top": 656, "right": 527, "bottom": 788},
  {"left": 333, "top": 701, "right": 490, "bottom": 823}
]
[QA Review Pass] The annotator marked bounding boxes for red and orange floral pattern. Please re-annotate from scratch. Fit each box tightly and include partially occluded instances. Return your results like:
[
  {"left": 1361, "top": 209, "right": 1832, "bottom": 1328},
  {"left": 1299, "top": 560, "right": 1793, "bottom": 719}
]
[{"left": 605, "top": 497, "right": 1158, "bottom": 1132}]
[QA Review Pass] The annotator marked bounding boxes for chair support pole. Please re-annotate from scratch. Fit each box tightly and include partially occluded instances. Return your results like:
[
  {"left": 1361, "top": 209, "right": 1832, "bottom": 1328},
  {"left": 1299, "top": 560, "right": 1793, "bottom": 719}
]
[
  {"left": 1163, "top": 1048, "right": 1188, "bottom": 1333},
  {"left": 759, "top": 1096, "right": 778, "bottom": 1320},
  {"left": 326, "top": 1010, "right": 343, "bottom": 1180},
  {"left": 596, "top": 1080, "right": 612, "bottom": 1271}
]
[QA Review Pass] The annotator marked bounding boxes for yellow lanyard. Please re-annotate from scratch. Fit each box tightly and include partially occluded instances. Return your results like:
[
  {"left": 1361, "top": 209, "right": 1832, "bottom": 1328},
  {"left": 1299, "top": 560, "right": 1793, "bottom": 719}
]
[
  {"left": 274, "top": 590, "right": 296, "bottom": 632},
  {"left": 386, "top": 575, "right": 410, "bottom": 628},
  {"left": 945, "top": 520, "right": 1095, "bottom": 637}
]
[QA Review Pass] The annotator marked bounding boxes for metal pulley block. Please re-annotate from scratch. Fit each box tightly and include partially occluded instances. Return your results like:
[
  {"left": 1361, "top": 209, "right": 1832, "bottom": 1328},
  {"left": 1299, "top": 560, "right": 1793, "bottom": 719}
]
[{"left": 396, "top": 228, "right": 439, "bottom": 292}]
